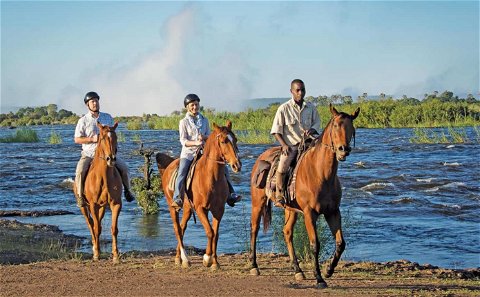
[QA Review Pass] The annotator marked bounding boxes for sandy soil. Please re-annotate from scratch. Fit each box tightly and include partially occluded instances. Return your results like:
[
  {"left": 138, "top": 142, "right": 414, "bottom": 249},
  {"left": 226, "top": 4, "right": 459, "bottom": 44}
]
[
  {"left": 1, "top": 253, "right": 480, "bottom": 297},
  {"left": 1, "top": 219, "right": 479, "bottom": 297}
]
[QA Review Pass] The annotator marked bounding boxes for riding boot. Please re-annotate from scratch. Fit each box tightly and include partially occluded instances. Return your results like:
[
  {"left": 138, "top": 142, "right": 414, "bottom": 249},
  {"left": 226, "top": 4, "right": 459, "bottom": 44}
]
[
  {"left": 274, "top": 171, "right": 286, "bottom": 207},
  {"left": 226, "top": 180, "right": 242, "bottom": 207},
  {"left": 75, "top": 178, "right": 86, "bottom": 207}
]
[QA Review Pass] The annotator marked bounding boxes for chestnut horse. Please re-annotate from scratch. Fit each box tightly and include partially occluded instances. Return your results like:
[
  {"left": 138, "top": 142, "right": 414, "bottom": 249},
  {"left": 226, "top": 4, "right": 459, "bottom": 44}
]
[
  {"left": 156, "top": 120, "right": 242, "bottom": 270},
  {"left": 73, "top": 122, "right": 123, "bottom": 263},
  {"left": 249, "top": 104, "right": 360, "bottom": 288}
]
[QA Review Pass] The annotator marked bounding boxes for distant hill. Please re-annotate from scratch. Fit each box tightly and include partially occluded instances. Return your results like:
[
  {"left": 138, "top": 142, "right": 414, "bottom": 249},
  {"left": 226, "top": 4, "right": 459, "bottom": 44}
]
[{"left": 240, "top": 98, "right": 288, "bottom": 110}]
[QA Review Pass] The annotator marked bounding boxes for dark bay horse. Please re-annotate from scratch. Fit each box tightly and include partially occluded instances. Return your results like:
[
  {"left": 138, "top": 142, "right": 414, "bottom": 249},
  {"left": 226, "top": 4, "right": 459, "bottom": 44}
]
[
  {"left": 249, "top": 104, "right": 360, "bottom": 288},
  {"left": 73, "top": 122, "right": 123, "bottom": 263},
  {"left": 156, "top": 120, "right": 242, "bottom": 270}
]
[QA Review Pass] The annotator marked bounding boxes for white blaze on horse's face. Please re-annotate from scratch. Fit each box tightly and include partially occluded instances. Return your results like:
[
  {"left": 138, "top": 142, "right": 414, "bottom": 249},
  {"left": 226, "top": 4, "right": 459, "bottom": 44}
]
[
  {"left": 104, "top": 131, "right": 117, "bottom": 167},
  {"left": 220, "top": 131, "right": 241, "bottom": 173}
]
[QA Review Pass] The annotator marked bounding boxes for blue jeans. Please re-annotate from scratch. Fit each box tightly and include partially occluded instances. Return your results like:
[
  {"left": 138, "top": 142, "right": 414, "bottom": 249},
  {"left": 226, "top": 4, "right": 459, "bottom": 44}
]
[{"left": 173, "top": 158, "right": 193, "bottom": 201}]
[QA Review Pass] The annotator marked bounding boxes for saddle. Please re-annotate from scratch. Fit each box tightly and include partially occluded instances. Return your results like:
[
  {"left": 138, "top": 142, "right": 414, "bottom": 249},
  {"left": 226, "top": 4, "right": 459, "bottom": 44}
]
[
  {"left": 168, "top": 148, "right": 203, "bottom": 202},
  {"left": 252, "top": 135, "right": 317, "bottom": 205}
]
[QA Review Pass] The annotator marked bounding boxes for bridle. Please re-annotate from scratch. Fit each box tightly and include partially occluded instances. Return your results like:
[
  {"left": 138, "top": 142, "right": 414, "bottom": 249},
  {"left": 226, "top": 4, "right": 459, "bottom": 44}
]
[
  {"left": 206, "top": 131, "right": 239, "bottom": 165},
  {"left": 318, "top": 114, "right": 356, "bottom": 154},
  {"left": 96, "top": 130, "right": 117, "bottom": 163}
]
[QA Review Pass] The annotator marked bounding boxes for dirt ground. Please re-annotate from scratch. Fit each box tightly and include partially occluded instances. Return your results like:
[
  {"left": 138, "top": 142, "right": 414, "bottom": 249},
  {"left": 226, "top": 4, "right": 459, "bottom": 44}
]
[
  {"left": 1, "top": 253, "right": 479, "bottom": 297},
  {"left": 1, "top": 219, "right": 479, "bottom": 297}
]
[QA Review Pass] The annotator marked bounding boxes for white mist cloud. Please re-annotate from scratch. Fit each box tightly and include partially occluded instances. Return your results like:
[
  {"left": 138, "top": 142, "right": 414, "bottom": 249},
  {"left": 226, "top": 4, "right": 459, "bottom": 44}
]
[{"left": 58, "top": 5, "right": 257, "bottom": 117}]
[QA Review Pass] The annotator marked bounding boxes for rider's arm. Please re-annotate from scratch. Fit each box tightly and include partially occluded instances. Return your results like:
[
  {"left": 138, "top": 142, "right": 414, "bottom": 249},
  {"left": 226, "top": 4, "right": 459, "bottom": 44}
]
[{"left": 74, "top": 135, "right": 98, "bottom": 144}]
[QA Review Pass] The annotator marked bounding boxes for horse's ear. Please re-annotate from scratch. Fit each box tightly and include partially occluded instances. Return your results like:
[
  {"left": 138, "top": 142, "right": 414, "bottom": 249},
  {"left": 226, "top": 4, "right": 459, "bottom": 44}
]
[
  {"left": 113, "top": 122, "right": 118, "bottom": 129},
  {"left": 329, "top": 103, "right": 339, "bottom": 116},
  {"left": 213, "top": 122, "right": 220, "bottom": 130},
  {"left": 226, "top": 120, "right": 232, "bottom": 131},
  {"left": 96, "top": 121, "right": 103, "bottom": 129},
  {"left": 351, "top": 107, "right": 360, "bottom": 120}
]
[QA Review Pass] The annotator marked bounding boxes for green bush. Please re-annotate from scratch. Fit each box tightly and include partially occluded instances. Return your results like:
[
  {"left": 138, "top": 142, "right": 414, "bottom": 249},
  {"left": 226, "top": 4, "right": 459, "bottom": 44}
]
[
  {"left": 131, "top": 174, "right": 161, "bottom": 215},
  {"left": 48, "top": 131, "right": 62, "bottom": 144}
]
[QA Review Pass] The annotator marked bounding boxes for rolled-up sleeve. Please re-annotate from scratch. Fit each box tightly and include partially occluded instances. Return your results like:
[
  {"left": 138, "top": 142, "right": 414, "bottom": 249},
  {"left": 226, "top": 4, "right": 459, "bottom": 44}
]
[
  {"left": 270, "top": 107, "right": 284, "bottom": 135},
  {"left": 179, "top": 119, "right": 189, "bottom": 146},
  {"left": 311, "top": 107, "right": 321, "bottom": 132}
]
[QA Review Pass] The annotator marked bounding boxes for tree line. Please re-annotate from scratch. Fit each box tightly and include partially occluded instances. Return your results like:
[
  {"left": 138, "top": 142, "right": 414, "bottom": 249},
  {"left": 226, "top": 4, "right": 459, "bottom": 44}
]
[{"left": 1, "top": 91, "right": 478, "bottom": 129}]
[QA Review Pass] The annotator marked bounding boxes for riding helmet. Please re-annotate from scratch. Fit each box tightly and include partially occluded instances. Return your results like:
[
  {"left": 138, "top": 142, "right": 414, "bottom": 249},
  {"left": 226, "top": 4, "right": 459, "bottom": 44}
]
[
  {"left": 84, "top": 91, "right": 100, "bottom": 104},
  {"left": 184, "top": 94, "right": 200, "bottom": 107}
]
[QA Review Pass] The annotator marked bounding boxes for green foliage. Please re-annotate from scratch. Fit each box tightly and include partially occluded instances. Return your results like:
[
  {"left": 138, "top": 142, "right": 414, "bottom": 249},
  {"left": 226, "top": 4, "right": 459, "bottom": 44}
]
[
  {"left": 126, "top": 120, "right": 143, "bottom": 130},
  {"left": 236, "top": 130, "right": 274, "bottom": 144},
  {"left": 48, "top": 131, "right": 62, "bottom": 144},
  {"left": 0, "top": 128, "right": 39, "bottom": 143},
  {"left": 0, "top": 105, "right": 78, "bottom": 127},
  {"left": 117, "top": 131, "right": 126, "bottom": 143},
  {"left": 131, "top": 174, "right": 161, "bottom": 215},
  {"left": 272, "top": 209, "right": 356, "bottom": 262}
]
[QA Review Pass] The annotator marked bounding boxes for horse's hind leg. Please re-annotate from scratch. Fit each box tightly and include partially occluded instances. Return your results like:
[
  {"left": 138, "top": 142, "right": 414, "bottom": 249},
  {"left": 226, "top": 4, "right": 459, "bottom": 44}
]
[
  {"left": 178, "top": 205, "right": 193, "bottom": 267},
  {"left": 110, "top": 203, "right": 122, "bottom": 264},
  {"left": 169, "top": 206, "right": 190, "bottom": 268},
  {"left": 249, "top": 189, "right": 267, "bottom": 276},
  {"left": 323, "top": 209, "right": 345, "bottom": 278},
  {"left": 283, "top": 210, "right": 304, "bottom": 280}
]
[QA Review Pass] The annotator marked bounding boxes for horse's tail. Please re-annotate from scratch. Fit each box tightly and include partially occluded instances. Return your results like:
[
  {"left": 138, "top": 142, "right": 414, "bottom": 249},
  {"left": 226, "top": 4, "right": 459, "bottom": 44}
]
[
  {"left": 155, "top": 152, "right": 175, "bottom": 177},
  {"left": 262, "top": 200, "right": 272, "bottom": 234}
]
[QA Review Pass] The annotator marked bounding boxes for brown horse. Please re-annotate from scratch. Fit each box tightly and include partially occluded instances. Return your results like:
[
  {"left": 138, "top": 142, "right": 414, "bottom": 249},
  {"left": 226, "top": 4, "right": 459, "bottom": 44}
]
[
  {"left": 156, "top": 120, "right": 242, "bottom": 270},
  {"left": 249, "top": 104, "right": 360, "bottom": 288},
  {"left": 73, "top": 122, "right": 123, "bottom": 263}
]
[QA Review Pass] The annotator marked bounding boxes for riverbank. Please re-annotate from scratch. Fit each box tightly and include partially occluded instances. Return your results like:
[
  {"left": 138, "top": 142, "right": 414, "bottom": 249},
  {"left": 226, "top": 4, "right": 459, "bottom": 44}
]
[{"left": 1, "top": 219, "right": 479, "bottom": 296}]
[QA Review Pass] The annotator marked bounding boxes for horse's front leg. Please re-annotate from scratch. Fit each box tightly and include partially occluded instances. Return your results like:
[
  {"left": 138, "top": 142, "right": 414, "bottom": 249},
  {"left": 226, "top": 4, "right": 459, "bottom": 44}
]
[
  {"left": 210, "top": 215, "right": 223, "bottom": 271},
  {"left": 283, "top": 210, "right": 304, "bottom": 280},
  {"left": 110, "top": 202, "right": 122, "bottom": 264},
  {"left": 303, "top": 210, "right": 327, "bottom": 288},
  {"left": 196, "top": 207, "right": 214, "bottom": 268},
  {"left": 323, "top": 209, "right": 345, "bottom": 278},
  {"left": 90, "top": 204, "right": 102, "bottom": 261}
]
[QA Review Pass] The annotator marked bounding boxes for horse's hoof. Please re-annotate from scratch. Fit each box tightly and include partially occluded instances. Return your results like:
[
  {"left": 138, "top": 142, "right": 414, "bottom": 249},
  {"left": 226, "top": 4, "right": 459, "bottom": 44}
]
[
  {"left": 210, "top": 263, "right": 220, "bottom": 271},
  {"left": 203, "top": 254, "right": 213, "bottom": 267},
  {"left": 316, "top": 282, "right": 328, "bottom": 289},
  {"left": 323, "top": 266, "right": 333, "bottom": 278},
  {"left": 175, "top": 257, "right": 181, "bottom": 266},
  {"left": 181, "top": 260, "right": 191, "bottom": 268},
  {"left": 93, "top": 256, "right": 99, "bottom": 261},
  {"left": 250, "top": 268, "right": 260, "bottom": 276},
  {"left": 295, "top": 272, "right": 305, "bottom": 281},
  {"left": 112, "top": 256, "right": 120, "bottom": 264}
]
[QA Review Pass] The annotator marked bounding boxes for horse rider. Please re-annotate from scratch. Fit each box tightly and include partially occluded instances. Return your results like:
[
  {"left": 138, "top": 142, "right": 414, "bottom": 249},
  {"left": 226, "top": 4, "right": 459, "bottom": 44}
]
[
  {"left": 171, "top": 94, "right": 242, "bottom": 209},
  {"left": 74, "top": 91, "right": 135, "bottom": 207},
  {"left": 270, "top": 79, "right": 321, "bottom": 207}
]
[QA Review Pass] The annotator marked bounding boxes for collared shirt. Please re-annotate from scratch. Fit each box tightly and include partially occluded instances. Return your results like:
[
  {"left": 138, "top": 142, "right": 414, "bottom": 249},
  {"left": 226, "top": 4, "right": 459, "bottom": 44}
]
[
  {"left": 74, "top": 112, "right": 114, "bottom": 158},
  {"left": 270, "top": 98, "right": 321, "bottom": 146},
  {"left": 179, "top": 112, "right": 210, "bottom": 160}
]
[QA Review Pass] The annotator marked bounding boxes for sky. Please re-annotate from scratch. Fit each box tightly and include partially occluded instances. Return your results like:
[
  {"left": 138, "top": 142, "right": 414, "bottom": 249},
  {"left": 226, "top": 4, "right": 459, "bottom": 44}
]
[{"left": 1, "top": 0, "right": 479, "bottom": 116}]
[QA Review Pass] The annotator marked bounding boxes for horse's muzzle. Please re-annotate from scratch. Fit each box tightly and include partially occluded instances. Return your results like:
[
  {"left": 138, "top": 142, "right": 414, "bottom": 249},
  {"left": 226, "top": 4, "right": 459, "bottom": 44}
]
[
  {"left": 336, "top": 145, "right": 351, "bottom": 162},
  {"left": 230, "top": 160, "right": 242, "bottom": 173},
  {"left": 106, "top": 155, "right": 117, "bottom": 167}
]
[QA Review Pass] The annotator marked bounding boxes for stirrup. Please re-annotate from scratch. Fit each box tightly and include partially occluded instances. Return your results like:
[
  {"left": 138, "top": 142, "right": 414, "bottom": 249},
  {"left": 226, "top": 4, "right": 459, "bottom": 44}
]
[
  {"left": 274, "top": 192, "right": 286, "bottom": 208},
  {"left": 171, "top": 197, "right": 183, "bottom": 210}
]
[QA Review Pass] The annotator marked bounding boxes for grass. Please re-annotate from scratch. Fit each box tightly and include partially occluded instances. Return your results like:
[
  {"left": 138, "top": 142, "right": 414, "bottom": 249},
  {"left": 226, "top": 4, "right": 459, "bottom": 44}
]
[
  {"left": 237, "top": 130, "right": 274, "bottom": 144},
  {"left": 48, "top": 131, "right": 62, "bottom": 144},
  {"left": 410, "top": 127, "right": 473, "bottom": 144},
  {"left": 0, "top": 128, "right": 39, "bottom": 143}
]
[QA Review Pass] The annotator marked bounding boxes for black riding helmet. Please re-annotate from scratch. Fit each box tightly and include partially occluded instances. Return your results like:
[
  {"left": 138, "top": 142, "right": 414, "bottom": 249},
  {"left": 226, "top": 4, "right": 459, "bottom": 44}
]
[
  {"left": 84, "top": 91, "right": 100, "bottom": 104},
  {"left": 184, "top": 94, "right": 200, "bottom": 107}
]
